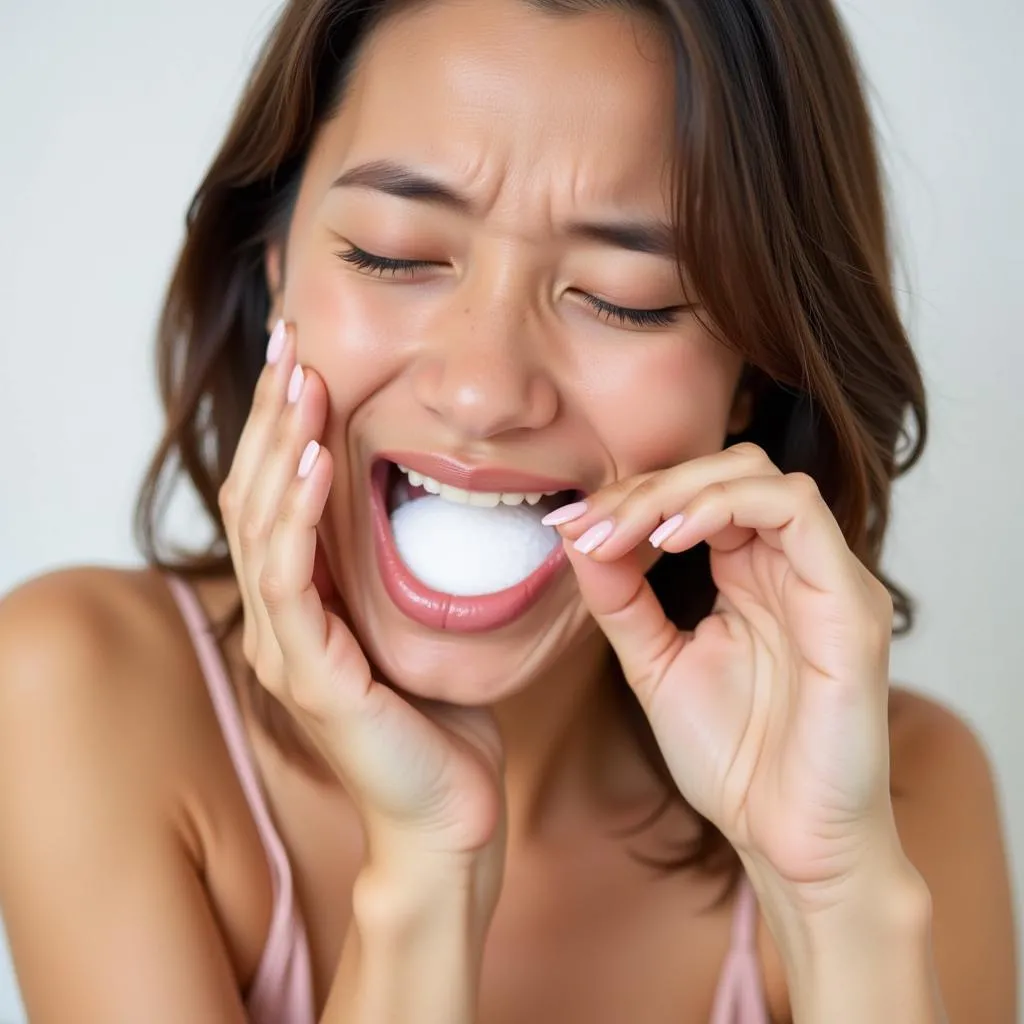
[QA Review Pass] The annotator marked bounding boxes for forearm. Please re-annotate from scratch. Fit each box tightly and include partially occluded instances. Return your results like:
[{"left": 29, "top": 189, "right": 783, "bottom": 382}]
[
  {"left": 320, "top": 860, "right": 494, "bottom": 1024},
  {"left": 751, "top": 851, "right": 947, "bottom": 1024},
  {"left": 790, "top": 874, "right": 944, "bottom": 1023}
]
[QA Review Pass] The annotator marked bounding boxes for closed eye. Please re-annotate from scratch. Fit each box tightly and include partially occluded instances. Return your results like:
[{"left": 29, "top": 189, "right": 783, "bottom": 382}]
[
  {"left": 576, "top": 292, "right": 685, "bottom": 329},
  {"left": 336, "top": 245, "right": 438, "bottom": 277},
  {"left": 334, "top": 245, "right": 691, "bottom": 329}
]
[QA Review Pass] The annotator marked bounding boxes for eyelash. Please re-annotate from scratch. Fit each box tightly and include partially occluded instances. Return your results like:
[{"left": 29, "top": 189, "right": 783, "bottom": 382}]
[
  {"left": 335, "top": 245, "right": 682, "bottom": 329},
  {"left": 338, "top": 246, "right": 427, "bottom": 278}
]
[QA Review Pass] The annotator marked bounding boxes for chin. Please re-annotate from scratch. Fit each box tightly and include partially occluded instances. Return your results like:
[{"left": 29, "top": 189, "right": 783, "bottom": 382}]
[
  {"left": 356, "top": 619, "right": 564, "bottom": 706},
  {"left": 364, "top": 626, "right": 548, "bottom": 708}
]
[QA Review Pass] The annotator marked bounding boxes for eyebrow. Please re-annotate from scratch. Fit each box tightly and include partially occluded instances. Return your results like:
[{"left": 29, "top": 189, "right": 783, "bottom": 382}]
[{"left": 331, "top": 160, "right": 678, "bottom": 259}]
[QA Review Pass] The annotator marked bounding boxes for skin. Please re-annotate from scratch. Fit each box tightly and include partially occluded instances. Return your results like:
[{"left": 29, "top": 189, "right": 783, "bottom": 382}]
[
  {"left": 271, "top": 2, "right": 744, "bottom": 706},
  {"left": 0, "top": 2, "right": 1016, "bottom": 1022},
  {"left": 254, "top": 0, "right": 748, "bottom": 849}
]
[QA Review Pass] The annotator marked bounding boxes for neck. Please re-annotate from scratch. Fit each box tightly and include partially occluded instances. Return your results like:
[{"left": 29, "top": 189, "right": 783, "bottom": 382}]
[
  {"left": 211, "top": 571, "right": 666, "bottom": 854},
  {"left": 490, "top": 627, "right": 660, "bottom": 852}
]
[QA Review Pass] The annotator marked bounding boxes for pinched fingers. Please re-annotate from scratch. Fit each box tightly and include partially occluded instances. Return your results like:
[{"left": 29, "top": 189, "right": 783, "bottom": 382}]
[
  {"left": 656, "top": 467, "right": 886, "bottom": 649},
  {"left": 655, "top": 472, "right": 857, "bottom": 598},
  {"left": 546, "top": 442, "right": 782, "bottom": 560}
]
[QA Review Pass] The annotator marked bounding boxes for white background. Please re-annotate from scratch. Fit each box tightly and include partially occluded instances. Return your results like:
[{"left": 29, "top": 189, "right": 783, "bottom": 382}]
[{"left": 1, "top": 0, "right": 1021, "bottom": 1019}]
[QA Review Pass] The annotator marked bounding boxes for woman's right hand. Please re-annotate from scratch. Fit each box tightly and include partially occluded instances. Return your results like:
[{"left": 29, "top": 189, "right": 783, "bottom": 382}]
[{"left": 218, "top": 320, "right": 506, "bottom": 879}]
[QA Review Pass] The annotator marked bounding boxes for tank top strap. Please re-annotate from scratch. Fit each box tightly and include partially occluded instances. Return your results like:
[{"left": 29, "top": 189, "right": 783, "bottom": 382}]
[
  {"left": 163, "top": 574, "right": 314, "bottom": 1022},
  {"left": 708, "top": 874, "right": 769, "bottom": 1024},
  {"left": 730, "top": 873, "right": 759, "bottom": 951}
]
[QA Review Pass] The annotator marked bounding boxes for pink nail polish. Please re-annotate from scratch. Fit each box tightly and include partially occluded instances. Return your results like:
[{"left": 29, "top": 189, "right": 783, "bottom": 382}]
[
  {"left": 298, "top": 441, "right": 320, "bottom": 479},
  {"left": 649, "top": 513, "right": 685, "bottom": 549},
  {"left": 574, "top": 519, "right": 614, "bottom": 554},
  {"left": 266, "top": 320, "right": 286, "bottom": 364},
  {"left": 287, "top": 365, "right": 304, "bottom": 404},
  {"left": 541, "top": 500, "right": 589, "bottom": 527}
]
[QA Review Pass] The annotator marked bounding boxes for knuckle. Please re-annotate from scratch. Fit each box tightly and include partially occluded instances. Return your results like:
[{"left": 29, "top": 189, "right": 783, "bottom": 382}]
[
  {"left": 629, "top": 474, "right": 661, "bottom": 503},
  {"left": 276, "top": 488, "right": 300, "bottom": 528},
  {"left": 250, "top": 371, "right": 276, "bottom": 416},
  {"left": 787, "top": 471, "right": 821, "bottom": 502},
  {"left": 729, "top": 441, "right": 767, "bottom": 463},
  {"left": 728, "top": 441, "right": 779, "bottom": 477},
  {"left": 218, "top": 480, "right": 240, "bottom": 521},
  {"left": 238, "top": 512, "right": 266, "bottom": 553},
  {"left": 287, "top": 674, "right": 333, "bottom": 724},
  {"left": 258, "top": 567, "right": 289, "bottom": 611},
  {"left": 268, "top": 414, "right": 294, "bottom": 456},
  {"left": 871, "top": 576, "right": 896, "bottom": 621}
]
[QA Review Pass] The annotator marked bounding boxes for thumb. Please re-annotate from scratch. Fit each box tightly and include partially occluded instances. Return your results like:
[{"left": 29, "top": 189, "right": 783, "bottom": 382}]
[{"left": 563, "top": 540, "right": 691, "bottom": 708}]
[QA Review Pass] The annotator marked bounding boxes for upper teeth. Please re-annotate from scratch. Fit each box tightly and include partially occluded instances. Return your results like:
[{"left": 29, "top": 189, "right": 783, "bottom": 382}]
[{"left": 397, "top": 465, "right": 560, "bottom": 508}]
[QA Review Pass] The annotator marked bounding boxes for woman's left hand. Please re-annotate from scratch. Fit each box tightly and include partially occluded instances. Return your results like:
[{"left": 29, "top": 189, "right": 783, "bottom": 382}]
[{"left": 552, "top": 442, "right": 905, "bottom": 909}]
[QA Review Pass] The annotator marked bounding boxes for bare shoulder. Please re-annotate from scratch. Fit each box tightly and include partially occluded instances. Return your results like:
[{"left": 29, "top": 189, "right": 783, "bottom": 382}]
[
  {"left": 0, "top": 566, "right": 254, "bottom": 1021},
  {"left": 1, "top": 565, "right": 182, "bottom": 659},
  {"left": 886, "top": 684, "right": 1011, "bottom": 891},
  {"left": 887, "top": 684, "right": 1007, "bottom": 814},
  {"left": 0, "top": 565, "right": 229, "bottom": 781},
  {"left": 886, "top": 685, "right": 1017, "bottom": 1023}
]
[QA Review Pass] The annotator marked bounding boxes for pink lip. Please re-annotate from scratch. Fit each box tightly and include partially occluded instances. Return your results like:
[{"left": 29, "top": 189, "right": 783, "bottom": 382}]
[
  {"left": 378, "top": 449, "right": 582, "bottom": 495},
  {"left": 369, "top": 461, "right": 569, "bottom": 633}
]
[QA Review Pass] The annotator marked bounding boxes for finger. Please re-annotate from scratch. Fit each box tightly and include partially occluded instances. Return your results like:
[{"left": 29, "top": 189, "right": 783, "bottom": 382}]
[
  {"left": 239, "top": 364, "right": 329, "bottom": 675},
  {"left": 261, "top": 443, "right": 433, "bottom": 782},
  {"left": 551, "top": 443, "right": 781, "bottom": 561},
  {"left": 260, "top": 441, "right": 371, "bottom": 717},
  {"left": 659, "top": 473, "right": 856, "bottom": 596},
  {"left": 222, "top": 321, "right": 296, "bottom": 515},
  {"left": 219, "top": 321, "right": 295, "bottom": 655},
  {"left": 564, "top": 540, "right": 690, "bottom": 708}
]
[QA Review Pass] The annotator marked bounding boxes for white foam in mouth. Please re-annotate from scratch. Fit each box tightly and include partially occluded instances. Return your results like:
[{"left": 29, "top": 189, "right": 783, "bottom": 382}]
[{"left": 389, "top": 495, "right": 560, "bottom": 596}]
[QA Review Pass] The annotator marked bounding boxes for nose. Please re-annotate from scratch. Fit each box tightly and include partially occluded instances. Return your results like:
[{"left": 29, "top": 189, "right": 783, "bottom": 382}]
[{"left": 410, "top": 291, "right": 559, "bottom": 441}]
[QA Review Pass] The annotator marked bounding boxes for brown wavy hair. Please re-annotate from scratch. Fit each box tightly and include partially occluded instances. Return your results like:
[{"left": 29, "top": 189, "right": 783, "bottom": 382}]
[{"left": 135, "top": 0, "right": 927, "bottom": 892}]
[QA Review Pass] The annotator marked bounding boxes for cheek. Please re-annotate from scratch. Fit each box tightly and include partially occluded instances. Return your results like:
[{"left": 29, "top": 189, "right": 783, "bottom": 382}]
[
  {"left": 581, "top": 332, "right": 741, "bottom": 473},
  {"left": 282, "top": 252, "right": 411, "bottom": 418}
]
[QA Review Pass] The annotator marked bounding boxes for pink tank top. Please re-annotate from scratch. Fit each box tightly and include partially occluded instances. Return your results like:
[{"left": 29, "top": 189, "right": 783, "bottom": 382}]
[{"left": 166, "top": 575, "right": 768, "bottom": 1024}]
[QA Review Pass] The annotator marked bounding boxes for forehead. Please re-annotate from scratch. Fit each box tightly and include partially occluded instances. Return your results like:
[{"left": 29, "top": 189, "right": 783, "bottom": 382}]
[{"left": 329, "top": 0, "right": 678, "bottom": 212}]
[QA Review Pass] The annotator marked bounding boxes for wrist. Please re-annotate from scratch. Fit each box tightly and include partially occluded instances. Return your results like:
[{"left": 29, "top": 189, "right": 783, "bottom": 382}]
[
  {"left": 355, "top": 858, "right": 482, "bottom": 927},
  {"left": 794, "top": 883, "right": 940, "bottom": 1024},
  {"left": 739, "top": 817, "right": 921, "bottom": 921},
  {"left": 362, "top": 815, "right": 506, "bottom": 920},
  {"left": 335, "top": 860, "right": 497, "bottom": 1024},
  {"left": 792, "top": 856, "right": 932, "bottom": 960},
  {"left": 752, "top": 851, "right": 943, "bottom": 1024},
  {"left": 355, "top": 839, "right": 503, "bottom": 945}
]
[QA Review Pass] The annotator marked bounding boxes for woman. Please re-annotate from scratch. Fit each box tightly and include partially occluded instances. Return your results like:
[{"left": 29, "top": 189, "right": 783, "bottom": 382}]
[{"left": 0, "top": 0, "right": 1015, "bottom": 1021}]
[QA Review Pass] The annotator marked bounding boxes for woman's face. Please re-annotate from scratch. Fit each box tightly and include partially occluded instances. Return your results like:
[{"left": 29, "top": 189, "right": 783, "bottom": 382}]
[{"left": 274, "top": 0, "right": 747, "bottom": 703}]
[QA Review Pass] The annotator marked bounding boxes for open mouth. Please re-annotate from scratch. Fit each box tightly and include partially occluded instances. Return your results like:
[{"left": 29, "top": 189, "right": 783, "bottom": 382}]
[
  {"left": 369, "top": 457, "right": 583, "bottom": 633},
  {"left": 383, "top": 459, "right": 577, "bottom": 518}
]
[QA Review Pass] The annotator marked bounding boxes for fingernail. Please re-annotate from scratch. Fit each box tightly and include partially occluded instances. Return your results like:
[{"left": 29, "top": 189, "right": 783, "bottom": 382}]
[
  {"left": 287, "top": 364, "right": 304, "bottom": 404},
  {"left": 573, "top": 519, "right": 614, "bottom": 554},
  {"left": 266, "top": 319, "right": 286, "bottom": 364},
  {"left": 649, "top": 513, "right": 685, "bottom": 548},
  {"left": 541, "top": 500, "right": 589, "bottom": 527},
  {"left": 298, "top": 440, "right": 320, "bottom": 479}
]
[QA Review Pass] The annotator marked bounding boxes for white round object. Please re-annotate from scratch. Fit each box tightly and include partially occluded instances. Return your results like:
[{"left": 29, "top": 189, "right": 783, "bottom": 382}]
[{"left": 389, "top": 496, "right": 559, "bottom": 596}]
